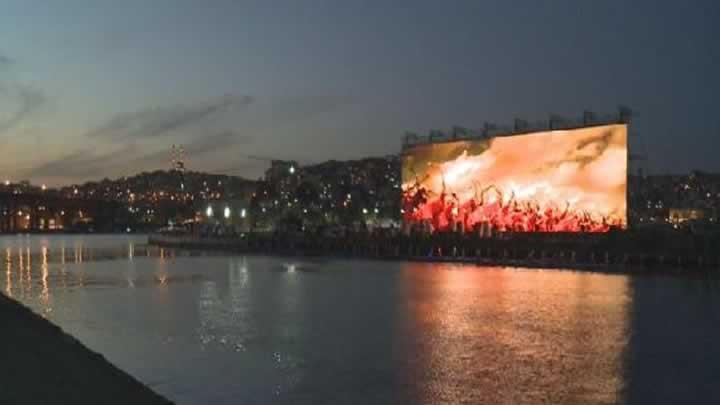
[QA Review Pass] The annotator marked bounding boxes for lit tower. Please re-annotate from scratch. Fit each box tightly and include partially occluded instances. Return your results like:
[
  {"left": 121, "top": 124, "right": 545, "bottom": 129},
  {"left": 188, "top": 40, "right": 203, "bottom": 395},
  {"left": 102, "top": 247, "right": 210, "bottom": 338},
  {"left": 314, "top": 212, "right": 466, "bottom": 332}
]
[
  {"left": 170, "top": 145, "right": 187, "bottom": 199},
  {"left": 171, "top": 144, "right": 177, "bottom": 171},
  {"left": 177, "top": 145, "right": 186, "bottom": 172},
  {"left": 171, "top": 145, "right": 186, "bottom": 173}
]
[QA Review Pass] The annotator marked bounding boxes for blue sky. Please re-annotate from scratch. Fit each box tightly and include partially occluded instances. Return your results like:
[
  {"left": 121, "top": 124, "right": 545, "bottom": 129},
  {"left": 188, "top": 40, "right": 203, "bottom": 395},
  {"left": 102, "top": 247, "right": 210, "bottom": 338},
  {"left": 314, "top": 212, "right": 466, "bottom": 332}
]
[{"left": 1, "top": 0, "right": 718, "bottom": 185}]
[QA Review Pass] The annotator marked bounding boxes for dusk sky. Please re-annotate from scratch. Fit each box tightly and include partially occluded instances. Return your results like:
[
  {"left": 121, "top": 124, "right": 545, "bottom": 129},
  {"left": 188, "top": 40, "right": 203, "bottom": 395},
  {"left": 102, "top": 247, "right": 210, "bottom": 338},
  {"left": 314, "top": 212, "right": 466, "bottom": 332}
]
[{"left": 1, "top": 0, "right": 718, "bottom": 186}]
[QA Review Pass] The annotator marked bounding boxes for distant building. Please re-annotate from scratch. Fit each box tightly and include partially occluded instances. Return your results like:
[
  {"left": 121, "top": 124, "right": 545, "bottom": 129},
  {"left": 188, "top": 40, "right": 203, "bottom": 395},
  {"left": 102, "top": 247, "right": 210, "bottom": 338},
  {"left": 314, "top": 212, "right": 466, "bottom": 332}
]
[
  {"left": 250, "top": 156, "right": 401, "bottom": 232},
  {"left": 669, "top": 208, "right": 706, "bottom": 224}
]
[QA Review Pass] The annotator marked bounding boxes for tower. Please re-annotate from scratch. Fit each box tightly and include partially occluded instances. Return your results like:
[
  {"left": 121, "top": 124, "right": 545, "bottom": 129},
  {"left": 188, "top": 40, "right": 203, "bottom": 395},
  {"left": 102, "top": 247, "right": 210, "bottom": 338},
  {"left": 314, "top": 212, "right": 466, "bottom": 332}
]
[{"left": 171, "top": 145, "right": 186, "bottom": 173}]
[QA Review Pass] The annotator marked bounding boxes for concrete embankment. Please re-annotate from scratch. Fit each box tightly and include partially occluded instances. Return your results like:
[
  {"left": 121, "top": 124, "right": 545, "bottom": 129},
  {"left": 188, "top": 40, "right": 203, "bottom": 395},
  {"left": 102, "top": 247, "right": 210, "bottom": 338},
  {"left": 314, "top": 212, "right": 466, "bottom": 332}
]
[{"left": 0, "top": 293, "right": 173, "bottom": 405}]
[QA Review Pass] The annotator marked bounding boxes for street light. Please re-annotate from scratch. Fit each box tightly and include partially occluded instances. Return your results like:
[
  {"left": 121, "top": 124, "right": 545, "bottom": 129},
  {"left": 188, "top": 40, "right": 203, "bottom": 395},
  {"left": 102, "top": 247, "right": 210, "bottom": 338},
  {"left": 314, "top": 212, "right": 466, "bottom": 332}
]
[
  {"left": 224, "top": 206, "right": 231, "bottom": 219},
  {"left": 206, "top": 205, "right": 214, "bottom": 218},
  {"left": 289, "top": 165, "right": 295, "bottom": 174},
  {"left": 240, "top": 208, "right": 247, "bottom": 218}
]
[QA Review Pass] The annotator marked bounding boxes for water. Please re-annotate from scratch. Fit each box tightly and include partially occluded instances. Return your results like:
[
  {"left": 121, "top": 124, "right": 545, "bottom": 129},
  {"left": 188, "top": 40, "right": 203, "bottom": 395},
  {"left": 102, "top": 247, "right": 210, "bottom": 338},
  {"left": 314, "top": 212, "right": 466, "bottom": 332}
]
[{"left": 1, "top": 234, "right": 720, "bottom": 404}]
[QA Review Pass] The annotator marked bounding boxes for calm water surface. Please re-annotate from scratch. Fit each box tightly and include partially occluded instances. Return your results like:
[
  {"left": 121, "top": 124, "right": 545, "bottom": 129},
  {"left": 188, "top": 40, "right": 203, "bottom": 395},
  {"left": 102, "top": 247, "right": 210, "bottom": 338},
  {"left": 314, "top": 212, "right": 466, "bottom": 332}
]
[{"left": 2, "top": 234, "right": 719, "bottom": 404}]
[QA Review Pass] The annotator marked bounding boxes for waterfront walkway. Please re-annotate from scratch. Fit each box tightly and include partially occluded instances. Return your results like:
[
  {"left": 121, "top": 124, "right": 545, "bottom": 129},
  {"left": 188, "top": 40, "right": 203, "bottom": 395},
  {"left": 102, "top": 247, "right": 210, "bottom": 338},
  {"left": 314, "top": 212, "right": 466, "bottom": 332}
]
[{"left": 0, "top": 293, "right": 172, "bottom": 405}]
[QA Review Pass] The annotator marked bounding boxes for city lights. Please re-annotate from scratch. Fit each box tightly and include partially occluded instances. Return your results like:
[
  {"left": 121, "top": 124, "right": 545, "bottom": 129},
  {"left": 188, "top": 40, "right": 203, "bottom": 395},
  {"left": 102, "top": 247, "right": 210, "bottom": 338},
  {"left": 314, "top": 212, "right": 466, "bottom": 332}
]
[{"left": 0, "top": 136, "right": 717, "bottom": 235}]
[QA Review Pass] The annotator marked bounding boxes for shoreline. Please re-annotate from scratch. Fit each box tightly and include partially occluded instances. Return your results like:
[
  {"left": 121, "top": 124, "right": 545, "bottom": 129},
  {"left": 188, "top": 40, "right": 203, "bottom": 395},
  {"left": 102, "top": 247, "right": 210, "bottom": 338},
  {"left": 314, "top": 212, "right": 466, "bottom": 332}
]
[
  {"left": 148, "top": 234, "right": 718, "bottom": 277},
  {"left": 0, "top": 293, "right": 173, "bottom": 405}
]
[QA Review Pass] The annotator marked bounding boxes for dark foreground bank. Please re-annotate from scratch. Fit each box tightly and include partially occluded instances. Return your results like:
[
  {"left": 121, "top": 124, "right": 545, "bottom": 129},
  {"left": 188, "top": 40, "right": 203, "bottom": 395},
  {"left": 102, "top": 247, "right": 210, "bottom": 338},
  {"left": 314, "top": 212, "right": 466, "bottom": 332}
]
[{"left": 0, "top": 293, "right": 172, "bottom": 405}]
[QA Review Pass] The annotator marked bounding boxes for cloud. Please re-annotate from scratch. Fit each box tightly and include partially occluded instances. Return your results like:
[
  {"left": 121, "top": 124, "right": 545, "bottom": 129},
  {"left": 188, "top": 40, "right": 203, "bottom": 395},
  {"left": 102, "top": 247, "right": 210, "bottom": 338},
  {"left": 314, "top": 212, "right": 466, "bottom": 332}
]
[
  {"left": 260, "top": 95, "right": 355, "bottom": 127},
  {"left": 0, "top": 52, "right": 13, "bottom": 69},
  {"left": 86, "top": 94, "right": 255, "bottom": 139},
  {"left": 22, "top": 146, "right": 139, "bottom": 179},
  {"left": 184, "top": 130, "right": 254, "bottom": 155},
  {"left": 123, "top": 130, "right": 255, "bottom": 167},
  {"left": 23, "top": 130, "right": 255, "bottom": 180},
  {"left": 0, "top": 83, "right": 46, "bottom": 134},
  {"left": 21, "top": 93, "right": 355, "bottom": 183}
]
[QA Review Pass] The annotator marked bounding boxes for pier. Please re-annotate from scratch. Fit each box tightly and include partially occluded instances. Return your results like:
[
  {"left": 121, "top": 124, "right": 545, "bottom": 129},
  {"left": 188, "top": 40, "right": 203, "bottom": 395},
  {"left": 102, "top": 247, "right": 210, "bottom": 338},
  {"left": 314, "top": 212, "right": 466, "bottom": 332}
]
[{"left": 149, "top": 230, "right": 720, "bottom": 274}]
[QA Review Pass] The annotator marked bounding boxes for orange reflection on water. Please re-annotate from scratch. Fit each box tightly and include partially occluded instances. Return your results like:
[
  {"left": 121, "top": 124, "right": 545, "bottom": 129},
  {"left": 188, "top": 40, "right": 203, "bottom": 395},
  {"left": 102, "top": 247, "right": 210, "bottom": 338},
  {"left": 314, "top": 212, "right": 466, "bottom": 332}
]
[
  {"left": 397, "top": 263, "right": 631, "bottom": 404},
  {"left": 74, "top": 246, "right": 84, "bottom": 263},
  {"left": 16, "top": 247, "right": 28, "bottom": 296},
  {"left": 40, "top": 246, "right": 51, "bottom": 312},
  {"left": 5, "top": 248, "right": 12, "bottom": 297},
  {"left": 25, "top": 247, "right": 32, "bottom": 287}
]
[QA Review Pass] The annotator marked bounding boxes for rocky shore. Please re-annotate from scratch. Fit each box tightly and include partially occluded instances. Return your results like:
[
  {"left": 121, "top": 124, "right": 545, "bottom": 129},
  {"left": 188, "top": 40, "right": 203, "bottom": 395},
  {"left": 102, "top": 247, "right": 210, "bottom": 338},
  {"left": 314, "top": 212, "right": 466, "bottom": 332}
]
[{"left": 0, "top": 293, "right": 172, "bottom": 405}]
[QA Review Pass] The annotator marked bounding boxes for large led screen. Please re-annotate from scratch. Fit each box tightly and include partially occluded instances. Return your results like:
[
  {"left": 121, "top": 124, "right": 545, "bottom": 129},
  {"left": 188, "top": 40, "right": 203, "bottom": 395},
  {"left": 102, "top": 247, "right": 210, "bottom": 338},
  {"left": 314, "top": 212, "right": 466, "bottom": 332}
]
[{"left": 401, "top": 124, "right": 627, "bottom": 232}]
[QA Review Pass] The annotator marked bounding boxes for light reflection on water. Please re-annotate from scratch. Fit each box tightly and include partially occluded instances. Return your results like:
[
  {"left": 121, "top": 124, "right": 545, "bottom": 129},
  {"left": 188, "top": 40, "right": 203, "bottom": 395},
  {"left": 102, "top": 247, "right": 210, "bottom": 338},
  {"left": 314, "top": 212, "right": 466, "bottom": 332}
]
[
  {"left": 2, "top": 235, "right": 161, "bottom": 306},
  {"left": 397, "top": 265, "right": 631, "bottom": 404},
  {"left": 1, "top": 235, "right": 720, "bottom": 404}
]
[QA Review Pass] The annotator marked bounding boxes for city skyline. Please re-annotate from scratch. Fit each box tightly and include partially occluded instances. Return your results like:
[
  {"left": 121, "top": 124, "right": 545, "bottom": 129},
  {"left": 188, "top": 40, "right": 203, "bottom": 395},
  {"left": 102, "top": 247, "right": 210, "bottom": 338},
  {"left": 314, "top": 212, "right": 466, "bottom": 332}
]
[{"left": 1, "top": 0, "right": 718, "bottom": 186}]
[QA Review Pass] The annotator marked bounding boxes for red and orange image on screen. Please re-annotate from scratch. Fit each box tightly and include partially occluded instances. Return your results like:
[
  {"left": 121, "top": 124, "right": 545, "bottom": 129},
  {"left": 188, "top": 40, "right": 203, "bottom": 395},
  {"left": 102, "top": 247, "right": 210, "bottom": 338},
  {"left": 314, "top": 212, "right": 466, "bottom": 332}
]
[{"left": 401, "top": 124, "right": 627, "bottom": 232}]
